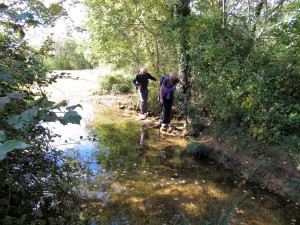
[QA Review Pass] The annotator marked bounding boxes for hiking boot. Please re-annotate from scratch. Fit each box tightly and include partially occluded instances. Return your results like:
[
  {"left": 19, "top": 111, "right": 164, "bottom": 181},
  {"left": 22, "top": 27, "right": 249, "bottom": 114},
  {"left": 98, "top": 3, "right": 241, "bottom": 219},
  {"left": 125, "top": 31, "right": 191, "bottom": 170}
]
[
  {"left": 161, "top": 123, "right": 169, "bottom": 131},
  {"left": 139, "top": 113, "right": 146, "bottom": 120}
]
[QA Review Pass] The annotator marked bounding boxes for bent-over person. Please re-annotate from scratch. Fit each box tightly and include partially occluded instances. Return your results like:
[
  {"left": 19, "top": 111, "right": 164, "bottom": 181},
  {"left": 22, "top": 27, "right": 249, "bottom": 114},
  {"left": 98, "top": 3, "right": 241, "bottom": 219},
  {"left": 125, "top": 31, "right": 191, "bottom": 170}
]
[{"left": 159, "top": 72, "right": 185, "bottom": 128}]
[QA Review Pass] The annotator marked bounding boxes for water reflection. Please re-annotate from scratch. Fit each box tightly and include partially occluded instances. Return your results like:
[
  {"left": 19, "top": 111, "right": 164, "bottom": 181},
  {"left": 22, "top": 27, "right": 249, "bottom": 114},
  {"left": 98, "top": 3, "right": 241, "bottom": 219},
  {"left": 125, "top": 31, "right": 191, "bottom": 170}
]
[
  {"left": 77, "top": 107, "right": 295, "bottom": 225},
  {"left": 136, "top": 125, "right": 150, "bottom": 152},
  {"left": 51, "top": 106, "right": 297, "bottom": 225}
]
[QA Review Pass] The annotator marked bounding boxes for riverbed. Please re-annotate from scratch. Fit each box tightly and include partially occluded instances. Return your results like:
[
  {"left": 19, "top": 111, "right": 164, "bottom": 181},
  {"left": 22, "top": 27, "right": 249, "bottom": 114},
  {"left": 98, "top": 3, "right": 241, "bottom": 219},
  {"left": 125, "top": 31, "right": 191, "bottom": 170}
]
[{"left": 46, "top": 70, "right": 298, "bottom": 225}]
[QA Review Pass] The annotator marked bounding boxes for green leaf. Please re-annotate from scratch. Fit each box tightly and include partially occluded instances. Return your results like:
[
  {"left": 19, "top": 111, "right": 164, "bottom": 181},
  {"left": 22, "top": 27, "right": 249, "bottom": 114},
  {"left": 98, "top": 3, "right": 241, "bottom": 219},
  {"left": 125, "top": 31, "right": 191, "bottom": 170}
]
[
  {"left": 62, "top": 180, "right": 71, "bottom": 191},
  {"left": 59, "top": 111, "right": 82, "bottom": 125},
  {"left": 7, "top": 108, "right": 39, "bottom": 131},
  {"left": 32, "top": 210, "right": 43, "bottom": 218},
  {"left": 21, "top": 108, "right": 38, "bottom": 122},
  {"left": 38, "top": 111, "right": 58, "bottom": 122},
  {"left": 29, "top": 96, "right": 54, "bottom": 108},
  {"left": 3, "top": 216, "right": 16, "bottom": 225},
  {"left": 0, "top": 130, "right": 6, "bottom": 142},
  {"left": 0, "top": 140, "right": 32, "bottom": 161},
  {"left": 29, "top": 97, "right": 44, "bottom": 107},
  {"left": 53, "top": 100, "right": 68, "bottom": 109},
  {"left": 7, "top": 115, "right": 23, "bottom": 131},
  {"left": 0, "top": 71, "right": 15, "bottom": 85},
  {"left": 7, "top": 92, "right": 27, "bottom": 100},
  {"left": 17, "top": 214, "right": 26, "bottom": 225},
  {"left": 12, "top": 61, "right": 23, "bottom": 68},
  {"left": 0, "top": 97, "right": 10, "bottom": 111}
]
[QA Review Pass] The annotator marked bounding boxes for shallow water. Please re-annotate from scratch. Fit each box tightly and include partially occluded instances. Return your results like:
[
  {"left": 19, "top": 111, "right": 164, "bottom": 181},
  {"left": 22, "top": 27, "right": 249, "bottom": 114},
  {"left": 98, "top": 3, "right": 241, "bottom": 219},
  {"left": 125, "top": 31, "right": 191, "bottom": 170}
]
[{"left": 52, "top": 106, "right": 298, "bottom": 225}]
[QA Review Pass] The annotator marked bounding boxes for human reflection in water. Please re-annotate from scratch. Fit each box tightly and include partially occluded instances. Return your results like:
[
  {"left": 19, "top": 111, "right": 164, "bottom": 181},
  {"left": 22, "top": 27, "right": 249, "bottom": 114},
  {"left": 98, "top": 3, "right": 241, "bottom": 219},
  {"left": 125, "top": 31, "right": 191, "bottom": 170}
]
[{"left": 136, "top": 125, "right": 150, "bottom": 152}]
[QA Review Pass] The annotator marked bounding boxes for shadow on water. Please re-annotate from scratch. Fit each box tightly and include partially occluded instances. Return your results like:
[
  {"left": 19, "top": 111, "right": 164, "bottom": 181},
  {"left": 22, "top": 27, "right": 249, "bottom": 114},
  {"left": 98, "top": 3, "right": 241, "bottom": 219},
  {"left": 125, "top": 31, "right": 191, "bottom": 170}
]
[{"left": 55, "top": 106, "right": 297, "bottom": 225}]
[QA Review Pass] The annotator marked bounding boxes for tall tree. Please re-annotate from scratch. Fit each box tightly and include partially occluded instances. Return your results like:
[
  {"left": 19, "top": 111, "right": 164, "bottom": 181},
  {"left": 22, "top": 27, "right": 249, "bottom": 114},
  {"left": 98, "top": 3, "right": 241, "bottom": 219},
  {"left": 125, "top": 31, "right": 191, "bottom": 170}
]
[
  {"left": 85, "top": 0, "right": 172, "bottom": 73},
  {"left": 175, "top": 0, "right": 191, "bottom": 87},
  {"left": 174, "top": 0, "right": 192, "bottom": 125}
]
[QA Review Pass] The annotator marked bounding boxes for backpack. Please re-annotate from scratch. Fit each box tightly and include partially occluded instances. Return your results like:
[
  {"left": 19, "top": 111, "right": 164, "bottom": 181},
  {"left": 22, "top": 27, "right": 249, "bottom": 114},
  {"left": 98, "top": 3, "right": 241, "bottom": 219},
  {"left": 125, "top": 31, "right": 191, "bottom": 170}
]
[
  {"left": 158, "top": 74, "right": 169, "bottom": 101},
  {"left": 159, "top": 74, "right": 169, "bottom": 87}
]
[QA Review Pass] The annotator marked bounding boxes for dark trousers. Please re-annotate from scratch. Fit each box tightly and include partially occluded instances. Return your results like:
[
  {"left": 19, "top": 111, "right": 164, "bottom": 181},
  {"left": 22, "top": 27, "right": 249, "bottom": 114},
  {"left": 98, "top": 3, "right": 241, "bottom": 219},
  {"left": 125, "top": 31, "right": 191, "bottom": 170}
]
[
  {"left": 160, "top": 96, "right": 173, "bottom": 124},
  {"left": 139, "top": 88, "right": 148, "bottom": 114}
]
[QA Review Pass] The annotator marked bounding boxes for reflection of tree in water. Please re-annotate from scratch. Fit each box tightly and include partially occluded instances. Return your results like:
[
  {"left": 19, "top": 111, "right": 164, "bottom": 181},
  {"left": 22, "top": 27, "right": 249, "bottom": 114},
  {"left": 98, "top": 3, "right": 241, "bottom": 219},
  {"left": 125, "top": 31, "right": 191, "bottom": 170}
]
[{"left": 92, "top": 121, "right": 142, "bottom": 172}]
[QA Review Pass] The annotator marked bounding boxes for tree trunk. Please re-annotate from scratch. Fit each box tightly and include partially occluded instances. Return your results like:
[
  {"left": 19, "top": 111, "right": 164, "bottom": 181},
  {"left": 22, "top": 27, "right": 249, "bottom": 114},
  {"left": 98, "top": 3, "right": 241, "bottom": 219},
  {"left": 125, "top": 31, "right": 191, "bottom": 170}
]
[
  {"left": 175, "top": 0, "right": 191, "bottom": 92},
  {"left": 222, "top": 0, "right": 226, "bottom": 27},
  {"left": 175, "top": 0, "right": 191, "bottom": 124}
]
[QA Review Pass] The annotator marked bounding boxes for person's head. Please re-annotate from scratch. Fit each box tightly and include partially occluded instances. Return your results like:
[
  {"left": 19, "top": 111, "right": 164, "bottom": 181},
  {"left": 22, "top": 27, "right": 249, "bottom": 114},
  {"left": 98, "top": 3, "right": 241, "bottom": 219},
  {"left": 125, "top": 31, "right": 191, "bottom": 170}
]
[
  {"left": 140, "top": 66, "right": 148, "bottom": 75},
  {"left": 169, "top": 72, "right": 177, "bottom": 81}
]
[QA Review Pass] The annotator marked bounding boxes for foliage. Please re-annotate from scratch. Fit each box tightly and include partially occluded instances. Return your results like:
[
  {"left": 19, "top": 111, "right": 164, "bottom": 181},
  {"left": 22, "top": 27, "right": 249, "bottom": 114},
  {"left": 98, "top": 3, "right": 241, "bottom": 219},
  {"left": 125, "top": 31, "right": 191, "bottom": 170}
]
[
  {"left": 89, "top": 108, "right": 141, "bottom": 172},
  {"left": 0, "top": 0, "right": 82, "bottom": 158},
  {"left": 142, "top": 82, "right": 159, "bottom": 114},
  {"left": 0, "top": 149, "right": 83, "bottom": 225},
  {"left": 84, "top": 0, "right": 177, "bottom": 74},
  {"left": 0, "top": 1, "right": 83, "bottom": 224},
  {"left": 185, "top": 141, "right": 214, "bottom": 157},
  {"left": 84, "top": 0, "right": 192, "bottom": 115},
  {"left": 99, "top": 73, "right": 133, "bottom": 94},
  {"left": 258, "top": 159, "right": 278, "bottom": 174},
  {"left": 190, "top": 1, "right": 300, "bottom": 143},
  {"left": 45, "top": 38, "right": 93, "bottom": 70},
  {"left": 85, "top": 0, "right": 299, "bottom": 143}
]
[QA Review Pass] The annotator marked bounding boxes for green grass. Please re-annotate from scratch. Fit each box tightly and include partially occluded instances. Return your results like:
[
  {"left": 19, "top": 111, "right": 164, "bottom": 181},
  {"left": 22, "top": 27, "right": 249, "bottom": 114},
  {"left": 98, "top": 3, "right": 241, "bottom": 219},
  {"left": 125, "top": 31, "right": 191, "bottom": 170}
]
[
  {"left": 258, "top": 159, "right": 279, "bottom": 174},
  {"left": 208, "top": 123, "right": 300, "bottom": 167},
  {"left": 185, "top": 141, "right": 214, "bottom": 157}
]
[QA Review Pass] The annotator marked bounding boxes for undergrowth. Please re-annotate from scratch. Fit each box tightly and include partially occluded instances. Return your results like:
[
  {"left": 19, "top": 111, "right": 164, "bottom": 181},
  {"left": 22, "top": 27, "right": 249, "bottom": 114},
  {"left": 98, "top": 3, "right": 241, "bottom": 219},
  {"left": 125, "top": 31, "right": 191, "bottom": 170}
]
[{"left": 208, "top": 123, "right": 300, "bottom": 167}]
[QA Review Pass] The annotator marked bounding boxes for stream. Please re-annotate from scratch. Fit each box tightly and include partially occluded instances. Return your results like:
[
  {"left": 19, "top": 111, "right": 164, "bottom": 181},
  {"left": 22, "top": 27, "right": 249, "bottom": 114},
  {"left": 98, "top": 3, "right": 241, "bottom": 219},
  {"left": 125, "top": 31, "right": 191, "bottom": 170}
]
[{"left": 46, "top": 71, "right": 298, "bottom": 225}]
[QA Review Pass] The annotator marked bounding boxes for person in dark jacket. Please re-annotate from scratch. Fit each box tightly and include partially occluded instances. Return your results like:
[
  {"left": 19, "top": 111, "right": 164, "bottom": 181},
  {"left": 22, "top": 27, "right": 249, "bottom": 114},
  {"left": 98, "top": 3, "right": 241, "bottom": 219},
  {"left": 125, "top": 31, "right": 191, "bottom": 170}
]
[
  {"left": 133, "top": 66, "right": 157, "bottom": 116},
  {"left": 159, "top": 72, "right": 185, "bottom": 128}
]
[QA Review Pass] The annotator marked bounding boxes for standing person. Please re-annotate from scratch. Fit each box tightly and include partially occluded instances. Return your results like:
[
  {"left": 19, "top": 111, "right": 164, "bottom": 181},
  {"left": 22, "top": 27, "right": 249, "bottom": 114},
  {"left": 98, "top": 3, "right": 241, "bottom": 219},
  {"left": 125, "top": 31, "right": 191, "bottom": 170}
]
[
  {"left": 133, "top": 66, "right": 157, "bottom": 118},
  {"left": 159, "top": 72, "right": 185, "bottom": 128}
]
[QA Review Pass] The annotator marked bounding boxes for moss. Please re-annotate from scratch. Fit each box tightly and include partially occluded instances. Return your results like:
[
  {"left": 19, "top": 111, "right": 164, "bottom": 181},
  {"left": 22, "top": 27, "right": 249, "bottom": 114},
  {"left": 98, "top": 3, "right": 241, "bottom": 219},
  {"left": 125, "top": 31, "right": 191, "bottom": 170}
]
[{"left": 185, "top": 142, "right": 214, "bottom": 157}]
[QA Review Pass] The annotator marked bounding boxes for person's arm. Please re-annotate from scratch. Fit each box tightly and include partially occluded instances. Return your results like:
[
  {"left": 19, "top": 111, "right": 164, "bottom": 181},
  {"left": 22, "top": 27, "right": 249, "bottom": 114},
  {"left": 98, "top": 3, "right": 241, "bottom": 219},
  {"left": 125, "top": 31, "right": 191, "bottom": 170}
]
[
  {"left": 172, "top": 78, "right": 183, "bottom": 89},
  {"left": 148, "top": 73, "right": 157, "bottom": 81},
  {"left": 178, "top": 79, "right": 185, "bottom": 86},
  {"left": 159, "top": 84, "right": 165, "bottom": 104},
  {"left": 132, "top": 75, "right": 139, "bottom": 89}
]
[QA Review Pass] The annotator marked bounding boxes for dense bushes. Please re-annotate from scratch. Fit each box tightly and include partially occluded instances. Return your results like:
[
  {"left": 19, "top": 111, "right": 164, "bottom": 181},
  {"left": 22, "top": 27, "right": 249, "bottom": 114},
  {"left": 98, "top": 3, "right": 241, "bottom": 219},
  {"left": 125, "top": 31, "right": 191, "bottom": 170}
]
[
  {"left": 45, "top": 39, "right": 92, "bottom": 70},
  {"left": 190, "top": 5, "right": 300, "bottom": 143},
  {"left": 85, "top": 0, "right": 300, "bottom": 144},
  {"left": 0, "top": 2, "right": 83, "bottom": 224},
  {"left": 99, "top": 74, "right": 133, "bottom": 94}
]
